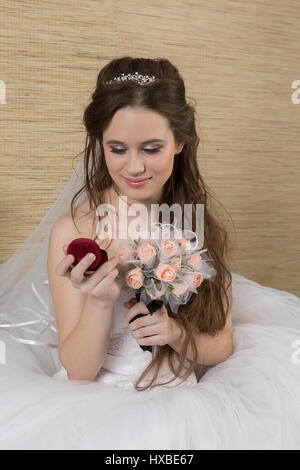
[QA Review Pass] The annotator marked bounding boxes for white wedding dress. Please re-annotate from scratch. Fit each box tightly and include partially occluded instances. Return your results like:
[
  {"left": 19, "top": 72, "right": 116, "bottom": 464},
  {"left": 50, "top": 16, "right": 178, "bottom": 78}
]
[{"left": 0, "top": 268, "right": 300, "bottom": 450}]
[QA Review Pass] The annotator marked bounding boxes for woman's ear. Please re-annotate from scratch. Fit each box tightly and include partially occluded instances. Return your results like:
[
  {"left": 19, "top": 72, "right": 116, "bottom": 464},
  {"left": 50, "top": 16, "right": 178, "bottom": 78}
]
[{"left": 175, "top": 142, "right": 184, "bottom": 155}]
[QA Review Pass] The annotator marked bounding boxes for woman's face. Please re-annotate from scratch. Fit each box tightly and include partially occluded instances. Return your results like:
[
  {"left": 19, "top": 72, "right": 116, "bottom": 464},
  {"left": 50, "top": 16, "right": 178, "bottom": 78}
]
[{"left": 102, "top": 106, "right": 184, "bottom": 209}]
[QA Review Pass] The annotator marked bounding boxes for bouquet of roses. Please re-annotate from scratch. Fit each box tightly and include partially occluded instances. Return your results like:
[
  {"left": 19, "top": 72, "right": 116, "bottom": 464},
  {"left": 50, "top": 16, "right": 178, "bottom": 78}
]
[{"left": 116, "top": 222, "right": 217, "bottom": 351}]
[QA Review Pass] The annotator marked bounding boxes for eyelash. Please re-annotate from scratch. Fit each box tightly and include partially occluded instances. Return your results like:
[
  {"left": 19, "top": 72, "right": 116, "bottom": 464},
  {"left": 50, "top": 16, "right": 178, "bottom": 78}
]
[{"left": 110, "top": 148, "right": 161, "bottom": 155}]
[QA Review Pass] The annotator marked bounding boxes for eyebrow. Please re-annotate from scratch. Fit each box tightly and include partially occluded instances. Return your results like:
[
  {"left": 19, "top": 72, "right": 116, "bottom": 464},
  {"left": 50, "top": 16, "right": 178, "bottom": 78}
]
[{"left": 105, "top": 139, "right": 166, "bottom": 145}]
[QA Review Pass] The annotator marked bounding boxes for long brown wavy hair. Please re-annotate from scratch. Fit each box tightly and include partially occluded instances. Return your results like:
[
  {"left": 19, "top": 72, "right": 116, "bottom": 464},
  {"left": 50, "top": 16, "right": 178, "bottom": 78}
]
[{"left": 70, "top": 56, "right": 235, "bottom": 391}]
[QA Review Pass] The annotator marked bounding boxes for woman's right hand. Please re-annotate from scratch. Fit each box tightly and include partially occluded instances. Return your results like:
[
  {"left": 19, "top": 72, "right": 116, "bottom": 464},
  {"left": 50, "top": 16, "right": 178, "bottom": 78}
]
[{"left": 55, "top": 245, "right": 121, "bottom": 304}]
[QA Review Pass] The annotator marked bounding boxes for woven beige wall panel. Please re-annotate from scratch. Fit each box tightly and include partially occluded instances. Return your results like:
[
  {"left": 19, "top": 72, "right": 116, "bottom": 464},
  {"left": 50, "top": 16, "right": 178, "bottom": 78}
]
[{"left": 0, "top": 0, "right": 299, "bottom": 296}]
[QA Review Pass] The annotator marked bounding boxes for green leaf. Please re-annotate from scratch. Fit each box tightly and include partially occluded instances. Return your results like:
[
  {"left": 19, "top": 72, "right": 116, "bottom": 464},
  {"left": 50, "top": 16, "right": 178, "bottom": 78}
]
[
  {"left": 147, "top": 284, "right": 155, "bottom": 296},
  {"left": 184, "top": 266, "right": 194, "bottom": 272},
  {"left": 156, "top": 281, "right": 163, "bottom": 291},
  {"left": 144, "top": 278, "right": 153, "bottom": 288},
  {"left": 171, "top": 277, "right": 184, "bottom": 284}
]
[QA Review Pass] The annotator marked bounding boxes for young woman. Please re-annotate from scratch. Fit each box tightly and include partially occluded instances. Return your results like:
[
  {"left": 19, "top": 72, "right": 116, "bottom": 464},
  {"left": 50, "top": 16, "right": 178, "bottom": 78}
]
[{"left": 0, "top": 57, "right": 300, "bottom": 450}]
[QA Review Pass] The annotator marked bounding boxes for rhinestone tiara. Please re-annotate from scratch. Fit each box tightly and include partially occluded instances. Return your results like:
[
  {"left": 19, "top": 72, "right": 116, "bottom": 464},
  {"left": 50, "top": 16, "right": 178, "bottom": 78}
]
[{"left": 105, "top": 71, "right": 156, "bottom": 86}]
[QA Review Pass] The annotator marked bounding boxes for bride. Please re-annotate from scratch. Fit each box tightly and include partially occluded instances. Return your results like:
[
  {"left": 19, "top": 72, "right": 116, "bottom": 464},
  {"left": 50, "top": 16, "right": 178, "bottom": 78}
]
[{"left": 0, "top": 56, "right": 300, "bottom": 450}]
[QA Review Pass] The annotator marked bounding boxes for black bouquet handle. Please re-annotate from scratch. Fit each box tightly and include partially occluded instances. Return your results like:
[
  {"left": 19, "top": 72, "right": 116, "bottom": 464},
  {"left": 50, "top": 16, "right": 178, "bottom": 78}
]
[{"left": 128, "top": 291, "right": 163, "bottom": 353}]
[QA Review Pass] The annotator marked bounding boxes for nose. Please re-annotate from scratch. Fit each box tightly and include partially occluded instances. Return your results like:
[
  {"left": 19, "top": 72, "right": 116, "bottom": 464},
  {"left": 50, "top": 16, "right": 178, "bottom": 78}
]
[{"left": 127, "top": 151, "right": 146, "bottom": 176}]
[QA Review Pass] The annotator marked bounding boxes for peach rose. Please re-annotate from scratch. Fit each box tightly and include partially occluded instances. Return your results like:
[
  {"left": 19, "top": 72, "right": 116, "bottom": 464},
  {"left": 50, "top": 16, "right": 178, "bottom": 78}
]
[
  {"left": 170, "top": 280, "right": 190, "bottom": 297},
  {"left": 146, "top": 280, "right": 166, "bottom": 300},
  {"left": 169, "top": 256, "right": 181, "bottom": 270},
  {"left": 126, "top": 267, "right": 145, "bottom": 289},
  {"left": 153, "top": 262, "right": 176, "bottom": 282},
  {"left": 175, "top": 238, "right": 192, "bottom": 254},
  {"left": 184, "top": 273, "right": 203, "bottom": 289},
  {"left": 137, "top": 243, "right": 157, "bottom": 266},
  {"left": 187, "top": 252, "right": 202, "bottom": 270},
  {"left": 118, "top": 246, "right": 135, "bottom": 264},
  {"left": 160, "top": 239, "right": 178, "bottom": 259}
]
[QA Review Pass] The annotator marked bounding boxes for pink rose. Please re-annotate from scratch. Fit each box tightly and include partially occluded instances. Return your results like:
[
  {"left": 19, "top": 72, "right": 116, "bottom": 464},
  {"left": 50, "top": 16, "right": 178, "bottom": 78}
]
[
  {"left": 126, "top": 267, "right": 145, "bottom": 289},
  {"left": 137, "top": 242, "right": 156, "bottom": 266},
  {"left": 175, "top": 238, "right": 192, "bottom": 254},
  {"left": 160, "top": 239, "right": 178, "bottom": 259},
  {"left": 186, "top": 252, "right": 202, "bottom": 270},
  {"left": 170, "top": 280, "right": 190, "bottom": 297},
  {"left": 118, "top": 246, "right": 135, "bottom": 264},
  {"left": 169, "top": 257, "right": 181, "bottom": 270},
  {"left": 184, "top": 273, "right": 203, "bottom": 289},
  {"left": 153, "top": 262, "right": 176, "bottom": 282}
]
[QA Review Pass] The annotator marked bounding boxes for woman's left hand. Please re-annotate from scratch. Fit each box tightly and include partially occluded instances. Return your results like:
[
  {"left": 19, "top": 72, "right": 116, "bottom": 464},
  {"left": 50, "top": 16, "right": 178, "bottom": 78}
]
[{"left": 123, "top": 297, "right": 182, "bottom": 347}]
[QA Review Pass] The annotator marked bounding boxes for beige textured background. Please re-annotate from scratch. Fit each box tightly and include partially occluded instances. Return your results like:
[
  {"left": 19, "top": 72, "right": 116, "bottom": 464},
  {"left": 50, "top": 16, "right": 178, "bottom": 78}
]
[{"left": 0, "top": 1, "right": 299, "bottom": 296}]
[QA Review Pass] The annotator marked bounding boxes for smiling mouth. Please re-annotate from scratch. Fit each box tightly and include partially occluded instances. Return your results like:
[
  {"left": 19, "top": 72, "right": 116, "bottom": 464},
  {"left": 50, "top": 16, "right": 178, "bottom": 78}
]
[{"left": 124, "top": 177, "right": 151, "bottom": 182}]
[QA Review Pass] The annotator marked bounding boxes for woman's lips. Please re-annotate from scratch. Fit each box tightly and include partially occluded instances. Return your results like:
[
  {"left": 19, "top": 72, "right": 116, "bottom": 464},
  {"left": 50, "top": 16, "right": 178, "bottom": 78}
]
[{"left": 124, "top": 177, "right": 151, "bottom": 187}]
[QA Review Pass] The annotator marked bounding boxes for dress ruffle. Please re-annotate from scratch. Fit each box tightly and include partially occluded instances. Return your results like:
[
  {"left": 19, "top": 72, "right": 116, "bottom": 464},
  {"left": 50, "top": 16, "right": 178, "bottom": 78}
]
[{"left": 0, "top": 272, "right": 300, "bottom": 449}]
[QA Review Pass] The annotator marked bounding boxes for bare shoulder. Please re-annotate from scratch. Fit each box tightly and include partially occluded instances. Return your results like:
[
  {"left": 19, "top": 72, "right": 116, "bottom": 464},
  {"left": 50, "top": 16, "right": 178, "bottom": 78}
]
[
  {"left": 51, "top": 198, "right": 97, "bottom": 242},
  {"left": 50, "top": 186, "right": 116, "bottom": 251}
]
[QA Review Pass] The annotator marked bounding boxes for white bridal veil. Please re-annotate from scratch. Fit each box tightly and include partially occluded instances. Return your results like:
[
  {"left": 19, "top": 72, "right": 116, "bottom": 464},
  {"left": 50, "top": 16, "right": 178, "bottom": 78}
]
[{"left": 0, "top": 154, "right": 88, "bottom": 370}]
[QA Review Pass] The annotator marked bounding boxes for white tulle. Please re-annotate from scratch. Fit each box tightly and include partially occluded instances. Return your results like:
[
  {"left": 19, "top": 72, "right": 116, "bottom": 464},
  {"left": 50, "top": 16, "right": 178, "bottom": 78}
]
[
  {"left": 0, "top": 271, "right": 300, "bottom": 449},
  {"left": 1, "top": 153, "right": 300, "bottom": 449}
]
